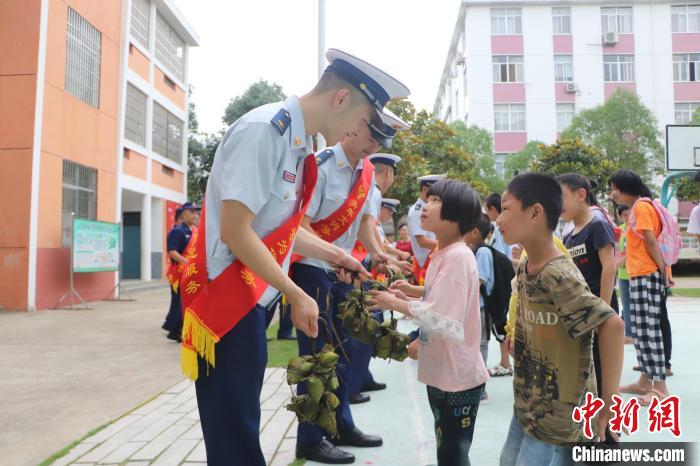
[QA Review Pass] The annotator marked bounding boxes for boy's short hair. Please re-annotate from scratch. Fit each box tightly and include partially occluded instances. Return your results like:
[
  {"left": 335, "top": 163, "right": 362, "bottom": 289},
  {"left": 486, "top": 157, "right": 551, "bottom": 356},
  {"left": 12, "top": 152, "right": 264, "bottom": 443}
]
[
  {"left": 484, "top": 193, "right": 502, "bottom": 213},
  {"left": 474, "top": 213, "right": 492, "bottom": 241},
  {"left": 427, "top": 179, "right": 482, "bottom": 235},
  {"left": 608, "top": 170, "right": 652, "bottom": 198},
  {"left": 506, "top": 173, "right": 562, "bottom": 231},
  {"left": 616, "top": 204, "right": 630, "bottom": 216}
]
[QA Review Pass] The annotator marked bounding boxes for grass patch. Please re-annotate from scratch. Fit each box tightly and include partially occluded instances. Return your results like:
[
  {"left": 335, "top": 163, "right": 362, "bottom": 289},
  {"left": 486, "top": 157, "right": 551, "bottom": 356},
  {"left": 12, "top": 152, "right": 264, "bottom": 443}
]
[
  {"left": 671, "top": 288, "right": 700, "bottom": 298},
  {"left": 267, "top": 322, "right": 298, "bottom": 367},
  {"left": 288, "top": 460, "right": 306, "bottom": 466}
]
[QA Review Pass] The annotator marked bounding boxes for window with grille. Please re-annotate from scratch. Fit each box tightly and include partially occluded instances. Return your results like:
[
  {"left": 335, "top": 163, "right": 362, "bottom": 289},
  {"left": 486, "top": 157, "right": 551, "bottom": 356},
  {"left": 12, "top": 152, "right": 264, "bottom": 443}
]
[
  {"left": 130, "top": 0, "right": 150, "bottom": 47},
  {"left": 62, "top": 160, "right": 97, "bottom": 247},
  {"left": 492, "top": 56, "right": 524, "bottom": 83},
  {"left": 601, "top": 6, "right": 633, "bottom": 34},
  {"left": 125, "top": 84, "right": 147, "bottom": 146},
  {"left": 491, "top": 8, "right": 522, "bottom": 35},
  {"left": 494, "top": 104, "right": 526, "bottom": 131},
  {"left": 603, "top": 54, "right": 635, "bottom": 82},
  {"left": 672, "top": 5, "right": 700, "bottom": 32},
  {"left": 152, "top": 102, "right": 184, "bottom": 163},
  {"left": 556, "top": 104, "right": 576, "bottom": 131},
  {"left": 674, "top": 102, "right": 700, "bottom": 123},
  {"left": 554, "top": 55, "right": 574, "bottom": 82},
  {"left": 65, "top": 8, "right": 101, "bottom": 108},
  {"left": 673, "top": 53, "right": 700, "bottom": 81},
  {"left": 155, "top": 13, "right": 185, "bottom": 82},
  {"left": 552, "top": 7, "right": 572, "bottom": 34}
]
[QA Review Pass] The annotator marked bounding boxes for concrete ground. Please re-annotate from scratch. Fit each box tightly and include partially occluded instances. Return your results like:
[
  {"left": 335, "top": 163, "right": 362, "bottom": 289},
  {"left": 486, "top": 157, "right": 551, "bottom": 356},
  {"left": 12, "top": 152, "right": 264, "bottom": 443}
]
[
  {"left": 2, "top": 287, "right": 698, "bottom": 466},
  {"left": 0, "top": 286, "right": 183, "bottom": 466}
]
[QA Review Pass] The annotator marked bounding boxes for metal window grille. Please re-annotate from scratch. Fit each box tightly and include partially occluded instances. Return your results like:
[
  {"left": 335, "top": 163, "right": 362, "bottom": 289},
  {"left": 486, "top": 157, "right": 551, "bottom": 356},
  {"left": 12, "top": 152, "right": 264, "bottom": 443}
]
[
  {"left": 65, "top": 7, "right": 101, "bottom": 108},
  {"left": 125, "top": 84, "right": 147, "bottom": 145},
  {"left": 130, "top": 0, "right": 150, "bottom": 47},
  {"left": 494, "top": 104, "right": 526, "bottom": 132},
  {"left": 673, "top": 53, "right": 700, "bottom": 82},
  {"left": 152, "top": 102, "right": 184, "bottom": 163},
  {"left": 604, "top": 54, "right": 635, "bottom": 82},
  {"left": 61, "top": 160, "right": 97, "bottom": 247},
  {"left": 672, "top": 5, "right": 700, "bottom": 32},
  {"left": 674, "top": 102, "right": 700, "bottom": 123},
  {"left": 492, "top": 55, "right": 523, "bottom": 83},
  {"left": 155, "top": 12, "right": 185, "bottom": 81}
]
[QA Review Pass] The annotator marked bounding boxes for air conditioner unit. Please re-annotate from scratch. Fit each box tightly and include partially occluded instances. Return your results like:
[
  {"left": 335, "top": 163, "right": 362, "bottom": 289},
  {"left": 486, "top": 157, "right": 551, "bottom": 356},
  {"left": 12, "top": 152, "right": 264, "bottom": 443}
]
[
  {"left": 565, "top": 83, "right": 578, "bottom": 93},
  {"left": 602, "top": 32, "right": 619, "bottom": 45}
]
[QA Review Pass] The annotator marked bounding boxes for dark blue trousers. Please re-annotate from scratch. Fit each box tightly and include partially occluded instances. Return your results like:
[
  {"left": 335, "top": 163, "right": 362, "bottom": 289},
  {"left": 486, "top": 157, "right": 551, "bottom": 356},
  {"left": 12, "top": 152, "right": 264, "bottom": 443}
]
[
  {"left": 195, "top": 305, "right": 267, "bottom": 466},
  {"left": 292, "top": 263, "right": 356, "bottom": 447},
  {"left": 264, "top": 296, "right": 294, "bottom": 338},
  {"left": 163, "top": 287, "right": 182, "bottom": 334}
]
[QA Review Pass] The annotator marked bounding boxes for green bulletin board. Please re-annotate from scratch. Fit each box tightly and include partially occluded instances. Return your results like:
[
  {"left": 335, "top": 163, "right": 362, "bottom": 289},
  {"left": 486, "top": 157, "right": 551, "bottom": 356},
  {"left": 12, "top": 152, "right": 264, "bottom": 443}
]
[{"left": 72, "top": 218, "right": 120, "bottom": 273}]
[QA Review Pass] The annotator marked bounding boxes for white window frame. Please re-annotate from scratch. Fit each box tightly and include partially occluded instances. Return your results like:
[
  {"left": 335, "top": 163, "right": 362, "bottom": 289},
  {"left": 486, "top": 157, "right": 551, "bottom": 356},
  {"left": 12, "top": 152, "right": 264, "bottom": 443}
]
[
  {"left": 494, "top": 104, "right": 526, "bottom": 132},
  {"left": 671, "top": 5, "right": 700, "bottom": 33},
  {"left": 601, "top": 6, "right": 634, "bottom": 34},
  {"left": 673, "top": 53, "right": 700, "bottom": 82},
  {"left": 556, "top": 103, "right": 576, "bottom": 131},
  {"left": 552, "top": 7, "right": 572, "bottom": 34},
  {"left": 603, "top": 54, "right": 635, "bottom": 82},
  {"left": 554, "top": 55, "right": 574, "bottom": 82},
  {"left": 495, "top": 153, "right": 508, "bottom": 177},
  {"left": 674, "top": 102, "right": 700, "bottom": 123},
  {"left": 65, "top": 7, "right": 101, "bottom": 108},
  {"left": 491, "top": 8, "right": 522, "bottom": 35},
  {"left": 492, "top": 55, "right": 524, "bottom": 83}
]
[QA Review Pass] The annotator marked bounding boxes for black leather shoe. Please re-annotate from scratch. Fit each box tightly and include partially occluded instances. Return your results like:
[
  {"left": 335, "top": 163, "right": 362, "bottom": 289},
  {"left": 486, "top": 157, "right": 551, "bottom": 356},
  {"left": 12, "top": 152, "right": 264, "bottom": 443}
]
[
  {"left": 348, "top": 393, "right": 370, "bottom": 404},
  {"left": 331, "top": 427, "right": 383, "bottom": 448},
  {"left": 361, "top": 381, "right": 387, "bottom": 392},
  {"left": 296, "top": 439, "right": 355, "bottom": 464}
]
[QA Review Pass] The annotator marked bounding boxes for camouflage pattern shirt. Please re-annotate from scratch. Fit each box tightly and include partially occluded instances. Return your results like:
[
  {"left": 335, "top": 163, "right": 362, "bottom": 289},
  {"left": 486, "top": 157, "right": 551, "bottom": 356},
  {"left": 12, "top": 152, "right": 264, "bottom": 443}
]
[{"left": 513, "top": 255, "right": 616, "bottom": 446}]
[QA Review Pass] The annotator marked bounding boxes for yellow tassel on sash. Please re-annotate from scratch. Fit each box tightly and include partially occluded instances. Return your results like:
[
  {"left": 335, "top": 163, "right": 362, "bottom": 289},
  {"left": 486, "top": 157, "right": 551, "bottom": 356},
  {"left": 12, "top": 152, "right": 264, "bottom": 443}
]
[{"left": 180, "top": 308, "right": 219, "bottom": 381}]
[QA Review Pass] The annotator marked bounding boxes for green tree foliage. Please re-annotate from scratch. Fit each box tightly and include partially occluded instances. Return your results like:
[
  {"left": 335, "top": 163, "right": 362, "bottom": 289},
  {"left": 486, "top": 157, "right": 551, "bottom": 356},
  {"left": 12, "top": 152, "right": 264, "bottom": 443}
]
[
  {"left": 561, "top": 89, "right": 664, "bottom": 180},
  {"left": 223, "top": 79, "right": 286, "bottom": 126},
  {"left": 449, "top": 122, "right": 505, "bottom": 193},
  {"left": 530, "top": 139, "right": 619, "bottom": 196},
  {"left": 504, "top": 140, "right": 545, "bottom": 179},
  {"left": 383, "top": 101, "right": 485, "bottom": 217},
  {"left": 673, "top": 175, "right": 700, "bottom": 202}
]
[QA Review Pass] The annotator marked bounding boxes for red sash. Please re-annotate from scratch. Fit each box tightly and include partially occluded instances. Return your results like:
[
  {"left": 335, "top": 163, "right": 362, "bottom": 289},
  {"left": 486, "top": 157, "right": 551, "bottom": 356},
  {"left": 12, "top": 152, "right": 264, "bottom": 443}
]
[
  {"left": 166, "top": 226, "right": 198, "bottom": 292},
  {"left": 310, "top": 161, "right": 374, "bottom": 242},
  {"left": 179, "top": 155, "right": 318, "bottom": 380}
]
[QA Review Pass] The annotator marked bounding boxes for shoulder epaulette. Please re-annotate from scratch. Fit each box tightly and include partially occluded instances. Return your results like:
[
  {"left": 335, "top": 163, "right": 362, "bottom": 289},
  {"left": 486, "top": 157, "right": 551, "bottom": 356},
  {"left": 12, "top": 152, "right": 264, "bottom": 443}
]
[
  {"left": 270, "top": 108, "right": 291, "bottom": 136},
  {"left": 315, "top": 149, "right": 334, "bottom": 166}
]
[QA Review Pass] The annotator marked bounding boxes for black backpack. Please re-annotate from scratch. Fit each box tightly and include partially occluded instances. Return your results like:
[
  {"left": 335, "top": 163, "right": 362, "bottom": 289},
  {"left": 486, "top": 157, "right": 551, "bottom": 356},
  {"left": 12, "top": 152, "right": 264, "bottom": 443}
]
[{"left": 476, "top": 244, "right": 515, "bottom": 328}]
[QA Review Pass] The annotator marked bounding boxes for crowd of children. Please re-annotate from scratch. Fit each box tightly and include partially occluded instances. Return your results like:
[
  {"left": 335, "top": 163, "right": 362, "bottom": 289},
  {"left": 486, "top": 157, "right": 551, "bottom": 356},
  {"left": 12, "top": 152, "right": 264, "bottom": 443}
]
[{"left": 364, "top": 167, "right": 680, "bottom": 466}]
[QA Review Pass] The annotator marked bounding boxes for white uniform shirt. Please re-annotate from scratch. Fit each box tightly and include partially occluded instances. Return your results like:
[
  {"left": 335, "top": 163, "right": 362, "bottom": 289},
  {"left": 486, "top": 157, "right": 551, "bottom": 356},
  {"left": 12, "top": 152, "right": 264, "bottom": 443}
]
[
  {"left": 300, "top": 143, "right": 374, "bottom": 270},
  {"left": 205, "top": 96, "right": 313, "bottom": 307},
  {"left": 407, "top": 198, "right": 435, "bottom": 267}
]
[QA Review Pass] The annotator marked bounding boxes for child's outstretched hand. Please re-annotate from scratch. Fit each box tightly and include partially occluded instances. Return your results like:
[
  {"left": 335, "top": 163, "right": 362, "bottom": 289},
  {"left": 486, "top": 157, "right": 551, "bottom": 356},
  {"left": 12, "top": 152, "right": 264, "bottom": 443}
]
[
  {"left": 407, "top": 339, "right": 419, "bottom": 360},
  {"left": 367, "top": 289, "right": 398, "bottom": 311}
]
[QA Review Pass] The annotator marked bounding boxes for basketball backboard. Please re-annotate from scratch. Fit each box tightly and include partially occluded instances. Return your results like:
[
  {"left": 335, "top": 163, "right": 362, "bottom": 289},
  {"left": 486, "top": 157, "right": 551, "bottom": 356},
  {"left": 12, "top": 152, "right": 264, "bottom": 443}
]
[{"left": 666, "top": 125, "right": 700, "bottom": 171}]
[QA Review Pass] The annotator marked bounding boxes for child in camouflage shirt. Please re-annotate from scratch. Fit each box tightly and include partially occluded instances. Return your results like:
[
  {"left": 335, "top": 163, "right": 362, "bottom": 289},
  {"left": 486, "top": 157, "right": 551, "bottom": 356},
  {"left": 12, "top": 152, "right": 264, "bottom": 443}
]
[{"left": 496, "top": 174, "right": 625, "bottom": 466}]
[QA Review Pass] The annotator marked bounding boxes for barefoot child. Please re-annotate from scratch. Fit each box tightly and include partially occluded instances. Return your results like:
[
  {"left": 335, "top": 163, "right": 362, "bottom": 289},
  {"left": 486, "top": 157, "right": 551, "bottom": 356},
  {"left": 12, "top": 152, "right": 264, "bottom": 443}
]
[
  {"left": 368, "top": 179, "right": 489, "bottom": 466},
  {"left": 497, "top": 174, "right": 624, "bottom": 465}
]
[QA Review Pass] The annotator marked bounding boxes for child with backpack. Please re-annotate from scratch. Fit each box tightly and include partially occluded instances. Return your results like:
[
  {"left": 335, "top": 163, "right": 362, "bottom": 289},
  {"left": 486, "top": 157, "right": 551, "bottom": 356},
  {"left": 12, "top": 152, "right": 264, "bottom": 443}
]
[
  {"left": 367, "top": 179, "right": 489, "bottom": 466},
  {"left": 616, "top": 204, "right": 635, "bottom": 344},
  {"left": 609, "top": 170, "right": 680, "bottom": 405},
  {"left": 497, "top": 173, "right": 624, "bottom": 465},
  {"left": 466, "top": 214, "right": 515, "bottom": 387}
]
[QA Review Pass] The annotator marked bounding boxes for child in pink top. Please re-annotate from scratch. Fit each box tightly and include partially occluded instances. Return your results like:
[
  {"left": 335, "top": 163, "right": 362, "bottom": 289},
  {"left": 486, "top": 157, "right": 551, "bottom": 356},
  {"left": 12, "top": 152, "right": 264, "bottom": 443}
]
[{"left": 368, "top": 179, "right": 489, "bottom": 466}]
